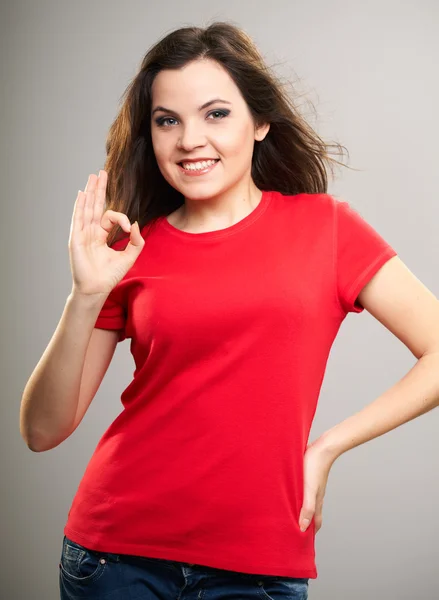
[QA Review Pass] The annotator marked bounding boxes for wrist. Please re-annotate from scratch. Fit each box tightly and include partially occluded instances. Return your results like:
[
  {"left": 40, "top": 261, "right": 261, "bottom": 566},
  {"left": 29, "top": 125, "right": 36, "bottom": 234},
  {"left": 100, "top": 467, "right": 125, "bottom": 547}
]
[
  {"left": 309, "top": 431, "right": 342, "bottom": 465},
  {"left": 68, "top": 289, "right": 108, "bottom": 311}
]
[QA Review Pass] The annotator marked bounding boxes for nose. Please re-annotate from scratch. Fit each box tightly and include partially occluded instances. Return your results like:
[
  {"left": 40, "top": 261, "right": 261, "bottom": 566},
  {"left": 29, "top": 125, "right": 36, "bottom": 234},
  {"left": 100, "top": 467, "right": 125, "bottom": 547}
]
[{"left": 177, "top": 123, "right": 207, "bottom": 151}]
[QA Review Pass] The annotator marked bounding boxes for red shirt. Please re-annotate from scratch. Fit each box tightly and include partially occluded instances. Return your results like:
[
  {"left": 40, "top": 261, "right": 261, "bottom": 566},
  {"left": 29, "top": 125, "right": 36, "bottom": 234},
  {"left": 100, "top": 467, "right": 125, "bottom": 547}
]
[{"left": 63, "top": 190, "right": 397, "bottom": 579}]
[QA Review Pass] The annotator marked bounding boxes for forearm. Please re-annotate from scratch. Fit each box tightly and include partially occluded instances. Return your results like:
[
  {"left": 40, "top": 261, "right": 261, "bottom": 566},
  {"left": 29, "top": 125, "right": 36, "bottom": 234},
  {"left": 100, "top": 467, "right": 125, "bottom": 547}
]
[
  {"left": 20, "top": 291, "right": 107, "bottom": 451},
  {"left": 314, "top": 352, "right": 439, "bottom": 463}
]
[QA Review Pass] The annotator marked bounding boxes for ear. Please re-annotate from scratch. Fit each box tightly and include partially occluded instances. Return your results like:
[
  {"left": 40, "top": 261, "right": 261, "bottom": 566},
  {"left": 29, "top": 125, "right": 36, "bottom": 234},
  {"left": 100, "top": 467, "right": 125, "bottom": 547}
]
[{"left": 254, "top": 122, "right": 270, "bottom": 142}]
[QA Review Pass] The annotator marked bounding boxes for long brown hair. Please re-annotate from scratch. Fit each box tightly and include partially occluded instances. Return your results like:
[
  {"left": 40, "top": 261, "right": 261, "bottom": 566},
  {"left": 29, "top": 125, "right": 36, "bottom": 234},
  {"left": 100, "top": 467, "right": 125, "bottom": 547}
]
[{"left": 102, "top": 20, "right": 350, "bottom": 247}]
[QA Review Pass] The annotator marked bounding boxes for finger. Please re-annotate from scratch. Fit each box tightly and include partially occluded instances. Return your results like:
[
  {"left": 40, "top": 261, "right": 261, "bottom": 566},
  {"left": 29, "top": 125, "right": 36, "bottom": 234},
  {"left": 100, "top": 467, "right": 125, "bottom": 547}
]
[
  {"left": 83, "top": 173, "right": 98, "bottom": 228},
  {"left": 70, "top": 190, "right": 86, "bottom": 240},
  {"left": 100, "top": 210, "right": 130, "bottom": 235},
  {"left": 93, "top": 170, "right": 107, "bottom": 225}
]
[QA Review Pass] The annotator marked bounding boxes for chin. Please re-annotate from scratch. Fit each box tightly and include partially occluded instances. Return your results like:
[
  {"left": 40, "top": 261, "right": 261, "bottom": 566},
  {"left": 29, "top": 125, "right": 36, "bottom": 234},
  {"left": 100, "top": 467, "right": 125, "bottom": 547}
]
[{"left": 183, "top": 188, "right": 225, "bottom": 201}]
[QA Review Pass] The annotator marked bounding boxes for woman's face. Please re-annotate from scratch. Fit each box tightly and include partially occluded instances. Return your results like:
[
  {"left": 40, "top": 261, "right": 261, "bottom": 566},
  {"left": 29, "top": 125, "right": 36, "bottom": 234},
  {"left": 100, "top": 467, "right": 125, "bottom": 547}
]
[{"left": 150, "top": 59, "right": 269, "bottom": 201}]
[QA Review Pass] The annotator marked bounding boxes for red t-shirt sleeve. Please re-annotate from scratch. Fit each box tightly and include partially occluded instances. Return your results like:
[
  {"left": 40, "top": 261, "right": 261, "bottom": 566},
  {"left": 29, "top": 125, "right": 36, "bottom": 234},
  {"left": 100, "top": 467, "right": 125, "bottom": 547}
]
[
  {"left": 94, "top": 289, "right": 127, "bottom": 342},
  {"left": 93, "top": 235, "right": 130, "bottom": 343},
  {"left": 335, "top": 198, "right": 398, "bottom": 314}
]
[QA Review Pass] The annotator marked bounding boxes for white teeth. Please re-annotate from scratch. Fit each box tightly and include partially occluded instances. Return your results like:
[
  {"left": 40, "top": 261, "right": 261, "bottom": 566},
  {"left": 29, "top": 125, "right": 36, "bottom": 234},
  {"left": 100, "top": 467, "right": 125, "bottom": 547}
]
[{"left": 181, "top": 159, "right": 218, "bottom": 171}]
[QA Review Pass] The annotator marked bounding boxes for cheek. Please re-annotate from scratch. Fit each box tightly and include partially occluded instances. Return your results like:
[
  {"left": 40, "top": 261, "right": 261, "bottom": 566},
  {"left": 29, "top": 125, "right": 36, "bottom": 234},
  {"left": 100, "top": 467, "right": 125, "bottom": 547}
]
[
  {"left": 150, "top": 129, "right": 173, "bottom": 160},
  {"left": 150, "top": 137, "right": 165, "bottom": 163},
  {"left": 217, "top": 124, "right": 254, "bottom": 158}
]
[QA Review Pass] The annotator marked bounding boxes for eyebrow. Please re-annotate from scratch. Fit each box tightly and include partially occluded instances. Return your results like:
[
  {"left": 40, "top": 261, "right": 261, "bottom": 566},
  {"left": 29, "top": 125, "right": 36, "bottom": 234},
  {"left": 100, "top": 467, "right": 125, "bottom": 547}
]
[{"left": 151, "top": 98, "right": 232, "bottom": 118}]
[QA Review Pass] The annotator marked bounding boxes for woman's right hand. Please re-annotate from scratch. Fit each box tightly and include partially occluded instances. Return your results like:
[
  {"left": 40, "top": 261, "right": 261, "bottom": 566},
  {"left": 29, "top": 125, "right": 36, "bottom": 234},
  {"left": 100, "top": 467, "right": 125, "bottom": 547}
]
[{"left": 68, "top": 170, "right": 145, "bottom": 297}]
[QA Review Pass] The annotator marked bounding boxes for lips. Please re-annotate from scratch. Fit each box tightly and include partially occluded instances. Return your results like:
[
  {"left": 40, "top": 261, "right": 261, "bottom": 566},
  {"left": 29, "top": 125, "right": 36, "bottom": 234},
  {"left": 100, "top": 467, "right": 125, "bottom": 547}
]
[
  {"left": 178, "top": 159, "right": 220, "bottom": 165},
  {"left": 177, "top": 159, "right": 220, "bottom": 176}
]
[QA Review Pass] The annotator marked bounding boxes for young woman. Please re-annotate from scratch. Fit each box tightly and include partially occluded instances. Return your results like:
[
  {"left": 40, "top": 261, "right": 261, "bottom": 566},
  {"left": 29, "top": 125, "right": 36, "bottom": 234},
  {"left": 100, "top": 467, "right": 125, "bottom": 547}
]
[{"left": 20, "top": 20, "right": 439, "bottom": 600}]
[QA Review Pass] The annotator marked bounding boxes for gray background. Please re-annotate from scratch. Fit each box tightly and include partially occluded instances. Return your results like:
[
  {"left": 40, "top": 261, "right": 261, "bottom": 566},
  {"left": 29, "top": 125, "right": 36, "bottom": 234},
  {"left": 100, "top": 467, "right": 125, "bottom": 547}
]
[{"left": 2, "top": 1, "right": 438, "bottom": 598}]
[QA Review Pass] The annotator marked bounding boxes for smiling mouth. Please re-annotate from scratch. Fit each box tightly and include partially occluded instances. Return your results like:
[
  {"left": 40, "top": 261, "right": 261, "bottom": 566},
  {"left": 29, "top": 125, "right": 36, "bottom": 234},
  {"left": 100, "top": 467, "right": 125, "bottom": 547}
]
[
  {"left": 178, "top": 159, "right": 220, "bottom": 166},
  {"left": 177, "top": 159, "right": 221, "bottom": 176}
]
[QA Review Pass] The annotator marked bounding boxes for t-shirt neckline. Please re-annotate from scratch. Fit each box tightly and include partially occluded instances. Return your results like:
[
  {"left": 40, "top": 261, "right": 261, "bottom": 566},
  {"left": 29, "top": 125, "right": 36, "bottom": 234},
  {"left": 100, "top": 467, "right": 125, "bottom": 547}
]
[{"left": 158, "top": 190, "right": 272, "bottom": 241}]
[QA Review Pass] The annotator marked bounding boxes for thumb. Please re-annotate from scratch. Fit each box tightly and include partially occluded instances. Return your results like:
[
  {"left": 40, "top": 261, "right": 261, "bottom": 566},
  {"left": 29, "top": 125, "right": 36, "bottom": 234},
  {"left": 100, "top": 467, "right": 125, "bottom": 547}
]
[
  {"left": 299, "top": 501, "right": 315, "bottom": 532},
  {"left": 120, "top": 221, "right": 144, "bottom": 264},
  {"left": 125, "top": 221, "right": 144, "bottom": 251}
]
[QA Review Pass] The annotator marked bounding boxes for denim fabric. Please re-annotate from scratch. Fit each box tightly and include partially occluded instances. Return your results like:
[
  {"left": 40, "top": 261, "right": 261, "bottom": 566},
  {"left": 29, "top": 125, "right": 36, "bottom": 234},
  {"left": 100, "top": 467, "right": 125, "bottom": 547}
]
[{"left": 59, "top": 535, "right": 309, "bottom": 599}]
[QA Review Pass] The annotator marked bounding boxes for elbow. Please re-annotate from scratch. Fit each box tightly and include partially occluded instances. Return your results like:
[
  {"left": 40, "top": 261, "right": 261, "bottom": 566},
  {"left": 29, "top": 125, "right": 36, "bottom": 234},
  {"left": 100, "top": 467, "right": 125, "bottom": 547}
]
[
  {"left": 22, "top": 435, "right": 59, "bottom": 453},
  {"left": 19, "top": 415, "right": 40, "bottom": 452},
  {"left": 19, "top": 420, "right": 53, "bottom": 452},
  {"left": 28, "top": 442, "right": 44, "bottom": 452},
  {"left": 21, "top": 427, "right": 64, "bottom": 452},
  {"left": 19, "top": 404, "right": 70, "bottom": 452},
  {"left": 20, "top": 429, "right": 45, "bottom": 452},
  {"left": 19, "top": 402, "right": 50, "bottom": 452}
]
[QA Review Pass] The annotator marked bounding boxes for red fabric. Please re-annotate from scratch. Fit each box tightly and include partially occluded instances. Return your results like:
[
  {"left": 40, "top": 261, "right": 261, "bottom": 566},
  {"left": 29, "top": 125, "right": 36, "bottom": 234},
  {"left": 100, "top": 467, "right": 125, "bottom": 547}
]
[{"left": 64, "top": 190, "right": 397, "bottom": 579}]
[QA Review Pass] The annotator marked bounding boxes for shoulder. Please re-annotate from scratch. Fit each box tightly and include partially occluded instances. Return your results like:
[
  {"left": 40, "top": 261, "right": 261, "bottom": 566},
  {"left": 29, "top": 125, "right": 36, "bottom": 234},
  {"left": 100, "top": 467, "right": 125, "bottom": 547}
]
[
  {"left": 272, "top": 190, "right": 334, "bottom": 206},
  {"left": 271, "top": 190, "right": 335, "bottom": 221}
]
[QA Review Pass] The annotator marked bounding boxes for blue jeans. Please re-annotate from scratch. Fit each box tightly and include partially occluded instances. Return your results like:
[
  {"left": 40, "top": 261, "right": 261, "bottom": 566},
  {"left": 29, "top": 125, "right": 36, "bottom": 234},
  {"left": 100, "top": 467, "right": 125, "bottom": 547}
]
[{"left": 59, "top": 535, "right": 309, "bottom": 599}]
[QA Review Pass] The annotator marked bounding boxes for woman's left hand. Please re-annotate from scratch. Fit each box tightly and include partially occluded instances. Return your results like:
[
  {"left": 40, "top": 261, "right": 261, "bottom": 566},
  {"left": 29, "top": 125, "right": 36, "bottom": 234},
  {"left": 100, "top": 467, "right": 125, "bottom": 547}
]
[{"left": 299, "top": 441, "right": 336, "bottom": 534}]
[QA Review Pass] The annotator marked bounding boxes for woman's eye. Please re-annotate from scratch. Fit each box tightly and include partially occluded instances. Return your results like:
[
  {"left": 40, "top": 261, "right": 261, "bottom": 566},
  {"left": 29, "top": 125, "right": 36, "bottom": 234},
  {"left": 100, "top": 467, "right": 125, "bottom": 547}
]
[
  {"left": 155, "top": 110, "right": 229, "bottom": 128},
  {"left": 208, "top": 110, "right": 229, "bottom": 120},
  {"left": 156, "top": 117, "right": 177, "bottom": 127}
]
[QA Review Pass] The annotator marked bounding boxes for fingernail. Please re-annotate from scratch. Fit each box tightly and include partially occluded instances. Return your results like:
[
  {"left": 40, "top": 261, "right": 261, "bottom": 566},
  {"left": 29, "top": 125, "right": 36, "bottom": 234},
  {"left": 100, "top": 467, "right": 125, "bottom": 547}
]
[{"left": 300, "top": 519, "right": 310, "bottom": 532}]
